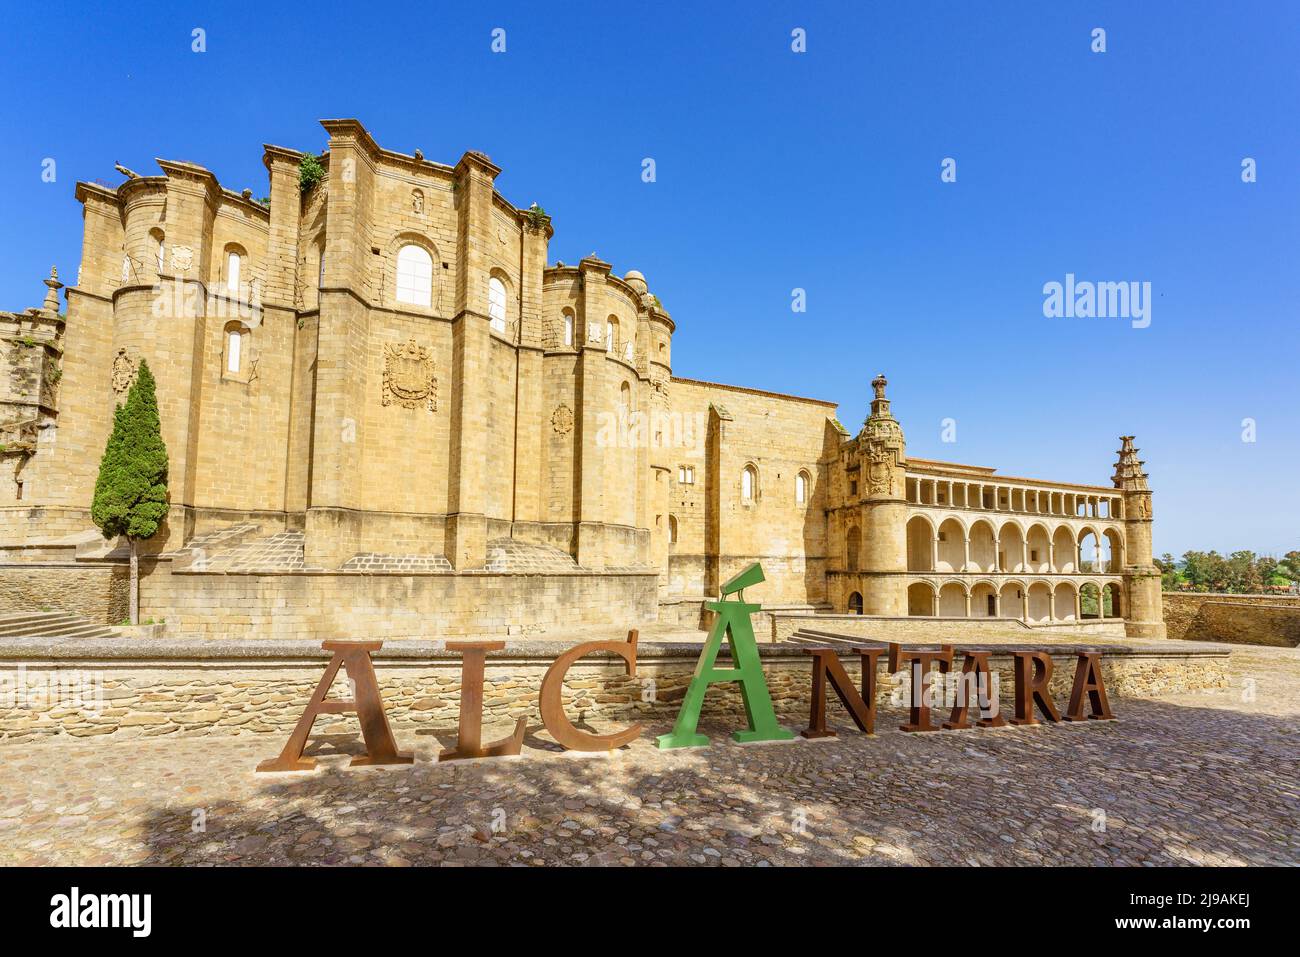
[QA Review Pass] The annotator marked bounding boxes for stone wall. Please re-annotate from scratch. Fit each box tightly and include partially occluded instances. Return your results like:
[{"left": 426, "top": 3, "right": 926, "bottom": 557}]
[
  {"left": 0, "top": 562, "right": 128, "bottom": 624},
  {"left": 138, "top": 561, "right": 660, "bottom": 640},
  {"left": 765, "top": 611, "right": 1123, "bottom": 644},
  {"left": 1162, "top": 592, "right": 1300, "bottom": 647},
  {"left": 0, "top": 638, "right": 1230, "bottom": 742}
]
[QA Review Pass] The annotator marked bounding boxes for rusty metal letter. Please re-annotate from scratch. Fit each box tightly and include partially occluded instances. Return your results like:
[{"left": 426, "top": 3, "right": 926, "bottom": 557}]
[
  {"left": 1010, "top": 650, "right": 1061, "bottom": 725},
  {"left": 539, "top": 630, "right": 643, "bottom": 751},
  {"left": 1064, "top": 652, "right": 1115, "bottom": 721},
  {"left": 943, "top": 650, "right": 1007, "bottom": 730},
  {"left": 438, "top": 641, "right": 527, "bottom": 762},
  {"left": 896, "top": 645, "right": 955, "bottom": 732},
  {"left": 800, "top": 646, "right": 882, "bottom": 738},
  {"left": 257, "top": 640, "right": 412, "bottom": 772}
]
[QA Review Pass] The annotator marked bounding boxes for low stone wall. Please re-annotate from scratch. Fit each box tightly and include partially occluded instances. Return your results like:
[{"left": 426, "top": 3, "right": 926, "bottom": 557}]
[
  {"left": 767, "top": 612, "right": 1123, "bottom": 644},
  {"left": 0, "top": 562, "right": 129, "bottom": 624},
  {"left": 0, "top": 637, "right": 1231, "bottom": 742},
  {"left": 137, "top": 559, "right": 660, "bottom": 640},
  {"left": 1162, "top": 592, "right": 1300, "bottom": 646}
]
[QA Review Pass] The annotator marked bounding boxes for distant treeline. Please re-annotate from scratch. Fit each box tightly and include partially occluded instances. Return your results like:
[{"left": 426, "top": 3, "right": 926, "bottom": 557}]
[{"left": 1156, "top": 550, "right": 1300, "bottom": 595}]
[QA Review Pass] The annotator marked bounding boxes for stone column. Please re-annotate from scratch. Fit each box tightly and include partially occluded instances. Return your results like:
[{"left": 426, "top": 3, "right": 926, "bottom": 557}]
[
  {"left": 1114, "top": 436, "right": 1166, "bottom": 638},
  {"left": 858, "top": 374, "right": 907, "bottom": 616}
]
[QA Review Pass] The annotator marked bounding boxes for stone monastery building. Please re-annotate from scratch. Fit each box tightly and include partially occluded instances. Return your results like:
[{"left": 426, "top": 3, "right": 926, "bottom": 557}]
[{"left": 0, "top": 119, "right": 1165, "bottom": 641}]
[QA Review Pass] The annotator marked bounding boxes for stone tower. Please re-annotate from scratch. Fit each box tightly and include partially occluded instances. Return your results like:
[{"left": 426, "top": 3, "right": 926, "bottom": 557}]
[
  {"left": 859, "top": 373, "right": 907, "bottom": 615},
  {"left": 1113, "top": 435, "right": 1166, "bottom": 638}
]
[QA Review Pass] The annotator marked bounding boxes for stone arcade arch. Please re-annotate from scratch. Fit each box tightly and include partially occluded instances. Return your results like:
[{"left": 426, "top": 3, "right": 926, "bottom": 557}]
[
  {"left": 936, "top": 517, "right": 965, "bottom": 572},
  {"left": 998, "top": 580, "right": 1025, "bottom": 619},
  {"left": 1026, "top": 523, "right": 1052, "bottom": 573},
  {"left": 1052, "top": 526, "right": 1076, "bottom": 573},
  {"left": 1103, "top": 581, "right": 1123, "bottom": 618},
  {"left": 969, "top": 520, "right": 997, "bottom": 573},
  {"left": 1053, "top": 581, "right": 1078, "bottom": 621},
  {"left": 907, "top": 581, "right": 936, "bottom": 616},
  {"left": 999, "top": 522, "right": 1026, "bottom": 573},
  {"left": 906, "top": 516, "right": 935, "bottom": 572},
  {"left": 970, "top": 581, "right": 998, "bottom": 618},
  {"left": 1027, "top": 581, "right": 1053, "bottom": 622},
  {"left": 938, "top": 581, "right": 968, "bottom": 617}
]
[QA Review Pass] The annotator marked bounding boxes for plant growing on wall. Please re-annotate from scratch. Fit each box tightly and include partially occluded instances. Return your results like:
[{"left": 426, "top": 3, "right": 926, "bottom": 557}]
[
  {"left": 298, "top": 152, "right": 325, "bottom": 195},
  {"left": 91, "top": 359, "right": 169, "bottom": 625}
]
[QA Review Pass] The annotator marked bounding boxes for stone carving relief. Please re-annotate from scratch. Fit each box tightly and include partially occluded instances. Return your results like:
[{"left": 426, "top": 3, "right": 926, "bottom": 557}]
[
  {"left": 411, "top": 188, "right": 424, "bottom": 215},
  {"left": 170, "top": 245, "right": 194, "bottom": 274},
  {"left": 866, "top": 445, "right": 898, "bottom": 496},
  {"left": 381, "top": 340, "right": 437, "bottom": 411},
  {"left": 111, "top": 348, "right": 136, "bottom": 396},
  {"left": 551, "top": 404, "right": 574, "bottom": 435}
]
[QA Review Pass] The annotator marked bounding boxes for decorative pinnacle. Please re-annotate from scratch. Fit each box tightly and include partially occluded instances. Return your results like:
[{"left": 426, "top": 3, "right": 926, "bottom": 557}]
[
  {"left": 42, "top": 266, "right": 63, "bottom": 314},
  {"left": 1112, "top": 435, "right": 1150, "bottom": 492}
]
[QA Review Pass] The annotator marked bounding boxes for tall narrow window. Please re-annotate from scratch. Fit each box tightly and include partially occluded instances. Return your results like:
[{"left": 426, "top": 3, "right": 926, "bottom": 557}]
[
  {"left": 606, "top": 316, "right": 619, "bottom": 352},
  {"left": 562, "top": 308, "right": 574, "bottom": 346},
  {"left": 742, "top": 464, "right": 757, "bottom": 501},
  {"left": 151, "top": 230, "right": 165, "bottom": 275},
  {"left": 795, "top": 470, "right": 809, "bottom": 504},
  {"left": 396, "top": 244, "right": 433, "bottom": 307},
  {"left": 668, "top": 515, "right": 678, "bottom": 544},
  {"left": 226, "top": 251, "right": 241, "bottom": 294},
  {"left": 488, "top": 276, "right": 507, "bottom": 332},
  {"left": 226, "top": 327, "right": 243, "bottom": 373},
  {"left": 317, "top": 245, "right": 326, "bottom": 289}
]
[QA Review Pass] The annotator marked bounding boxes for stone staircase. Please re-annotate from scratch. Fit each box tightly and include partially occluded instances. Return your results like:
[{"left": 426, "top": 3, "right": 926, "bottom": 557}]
[{"left": 0, "top": 611, "right": 118, "bottom": 640}]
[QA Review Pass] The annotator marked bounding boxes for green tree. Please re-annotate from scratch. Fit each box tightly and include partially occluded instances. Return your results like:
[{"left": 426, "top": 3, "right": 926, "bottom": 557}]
[{"left": 91, "top": 360, "right": 169, "bottom": 624}]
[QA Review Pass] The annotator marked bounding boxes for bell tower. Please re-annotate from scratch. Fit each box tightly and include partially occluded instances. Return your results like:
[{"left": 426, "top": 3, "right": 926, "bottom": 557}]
[{"left": 1113, "top": 436, "right": 1166, "bottom": 639}]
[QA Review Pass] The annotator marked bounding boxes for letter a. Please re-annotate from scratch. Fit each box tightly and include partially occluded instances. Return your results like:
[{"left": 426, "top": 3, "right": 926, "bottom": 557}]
[
  {"left": 257, "top": 640, "right": 412, "bottom": 771},
  {"left": 657, "top": 590, "right": 793, "bottom": 748},
  {"left": 1064, "top": 652, "right": 1115, "bottom": 721}
]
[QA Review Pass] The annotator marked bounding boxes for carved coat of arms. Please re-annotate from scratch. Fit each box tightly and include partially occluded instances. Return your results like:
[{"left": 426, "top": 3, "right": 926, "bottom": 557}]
[
  {"left": 382, "top": 340, "right": 437, "bottom": 411},
  {"left": 552, "top": 404, "right": 574, "bottom": 435},
  {"left": 111, "top": 348, "right": 136, "bottom": 396},
  {"left": 866, "top": 445, "right": 896, "bottom": 495}
]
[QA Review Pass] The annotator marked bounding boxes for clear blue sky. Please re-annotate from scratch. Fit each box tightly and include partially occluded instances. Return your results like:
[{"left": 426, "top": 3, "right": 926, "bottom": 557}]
[{"left": 1, "top": 1, "right": 1296, "bottom": 558}]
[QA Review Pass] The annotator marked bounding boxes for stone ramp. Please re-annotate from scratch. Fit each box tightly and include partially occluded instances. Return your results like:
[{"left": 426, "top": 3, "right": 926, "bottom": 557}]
[{"left": 0, "top": 611, "right": 118, "bottom": 640}]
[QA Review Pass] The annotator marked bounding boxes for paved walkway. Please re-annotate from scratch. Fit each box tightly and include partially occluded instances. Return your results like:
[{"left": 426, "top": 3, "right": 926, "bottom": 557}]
[{"left": 1, "top": 646, "right": 1295, "bottom": 866}]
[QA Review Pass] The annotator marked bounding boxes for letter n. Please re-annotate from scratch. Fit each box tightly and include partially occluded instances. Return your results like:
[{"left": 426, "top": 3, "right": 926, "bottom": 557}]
[
  {"left": 257, "top": 640, "right": 412, "bottom": 771},
  {"left": 800, "top": 647, "right": 884, "bottom": 738},
  {"left": 1064, "top": 652, "right": 1115, "bottom": 721},
  {"left": 1010, "top": 651, "right": 1061, "bottom": 725}
]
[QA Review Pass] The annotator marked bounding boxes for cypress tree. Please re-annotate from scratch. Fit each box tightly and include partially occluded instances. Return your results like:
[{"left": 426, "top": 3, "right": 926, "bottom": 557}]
[{"left": 91, "top": 359, "right": 169, "bottom": 624}]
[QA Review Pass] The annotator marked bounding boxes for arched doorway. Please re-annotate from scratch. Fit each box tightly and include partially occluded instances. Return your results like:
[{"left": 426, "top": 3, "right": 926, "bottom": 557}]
[{"left": 848, "top": 591, "right": 863, "bottom": 615}]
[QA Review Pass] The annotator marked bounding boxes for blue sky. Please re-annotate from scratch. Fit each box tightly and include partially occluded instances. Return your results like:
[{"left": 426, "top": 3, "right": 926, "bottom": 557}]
[{"left": 1, "top": 1, "right": 1296, "bottom": 557}]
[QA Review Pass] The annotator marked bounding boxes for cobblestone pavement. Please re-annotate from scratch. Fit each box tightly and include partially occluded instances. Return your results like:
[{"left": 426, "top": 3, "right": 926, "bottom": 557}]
[{"left": 1, "top": 647, "right": 1295, "bottom": 867}]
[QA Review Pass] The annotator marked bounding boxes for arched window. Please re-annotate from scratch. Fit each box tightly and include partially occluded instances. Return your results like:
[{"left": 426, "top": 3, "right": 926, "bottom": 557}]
[
  {"left": 620, "top": 381, "right": 631, "bottom": 412},
  {"left": 562, "top": 308, "right": 574, "bottom": 346},
  {"left": 317, "top": 243, "right": 326, "bottom": 290},
  {"left": 488, "top": 276, "right": 507, "bottom": 332},
  {"left": 848, "top": 592, "right": 864, "bottom": 615},
  {"left": 741, "top": 464, "right": 758, "bottom": 501},
  {"left": 150, "top": 230, "right": 165, "bottom": 276},
  {"left": 223, "top": 322, "right": 249, "bottom": 376},
  {"left": 668, "top": 515, "right": 678, "bottom": 544},
  {"left": 795, "top": 470, "right": 809, "bottom": 504},
  {"left": 226, "top": 250, "right": 242, "bottom": 294},
  {"left": 606, "top": 316, "right": 619, "bottom": 352},
  {"left": 396, "top": 244, "right": 433, "bottom": 307}
]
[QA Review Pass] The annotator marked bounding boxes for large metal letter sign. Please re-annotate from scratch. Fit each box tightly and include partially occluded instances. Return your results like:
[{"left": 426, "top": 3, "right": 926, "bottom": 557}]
[
  {"left": 257, "top": 640, "right": 412, "bottom": 772},
  {"left": 539, "top": 630, "right": 643, "bottom": 751},
  {"left": 656, "top": 563, "right": 794, "bottom": 749}
]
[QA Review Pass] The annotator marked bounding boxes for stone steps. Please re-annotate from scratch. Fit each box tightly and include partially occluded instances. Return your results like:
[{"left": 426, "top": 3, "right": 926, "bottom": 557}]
[{"left": 0, "top": 612, "right": 117, "bottom": 640}]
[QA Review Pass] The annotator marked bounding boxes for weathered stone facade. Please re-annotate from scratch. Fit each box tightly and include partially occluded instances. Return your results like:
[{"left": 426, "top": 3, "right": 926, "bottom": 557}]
[
  {"left": 1162, "top": 592, "right": 1300, "bottom": 646},
  {"left": 0, "top": 119, "right": 1164, "bottom": 639}
]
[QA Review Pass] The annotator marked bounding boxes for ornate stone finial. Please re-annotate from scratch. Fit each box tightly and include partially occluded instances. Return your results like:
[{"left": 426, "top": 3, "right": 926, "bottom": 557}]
[
  {"left": 866, "top": 372, "right": 894, "bottom": 423},
  {"left": 1112, "top": 435, "right": 1151, "bottom": 492},
  {"left": 42, "top": 266, "right": 63, "bottom": 314},
  {"left": 871, "top": 372, "right": 888, "bottom": 400},
  {"left": 859, "top": 372, "right": 905, "bottom": 497}
]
